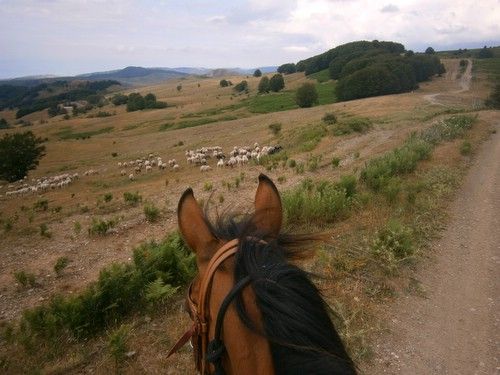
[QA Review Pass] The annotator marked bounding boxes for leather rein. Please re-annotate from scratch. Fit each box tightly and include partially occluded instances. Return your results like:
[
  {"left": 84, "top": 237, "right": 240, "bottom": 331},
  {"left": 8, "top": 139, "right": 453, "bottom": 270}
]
[{"left": 167, "top": 238, "right": 252, "bottom": 374}]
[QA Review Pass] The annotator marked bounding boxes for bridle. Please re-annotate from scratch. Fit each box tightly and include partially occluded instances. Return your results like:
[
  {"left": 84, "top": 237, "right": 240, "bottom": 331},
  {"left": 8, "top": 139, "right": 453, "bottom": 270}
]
[{"left": 167, "top": 238, "right": 253, "bottom": 374}]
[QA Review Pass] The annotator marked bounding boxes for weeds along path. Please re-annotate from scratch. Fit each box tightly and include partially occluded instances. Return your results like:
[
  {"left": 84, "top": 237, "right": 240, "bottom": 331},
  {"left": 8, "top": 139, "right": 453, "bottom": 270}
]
[{"left": 370, "top": 123, "right": 500, "bottom": 374}]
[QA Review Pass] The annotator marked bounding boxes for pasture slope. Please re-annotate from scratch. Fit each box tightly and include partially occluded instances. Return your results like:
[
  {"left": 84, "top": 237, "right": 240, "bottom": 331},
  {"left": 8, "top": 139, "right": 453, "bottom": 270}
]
[
  {"left": 369, "top": 122, "right": 499, "bottom": 374},
  {"left": 0, "top": 56, "right": 498, "bottom": 373}
]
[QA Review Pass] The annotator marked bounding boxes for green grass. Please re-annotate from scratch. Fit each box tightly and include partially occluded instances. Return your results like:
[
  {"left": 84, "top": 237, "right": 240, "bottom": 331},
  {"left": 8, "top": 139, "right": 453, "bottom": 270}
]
[
  {"left": 474, "top": 57, "right": 500, "bottom": 81},
  {"left": 288, "top": 123, "right": 328, "bottom": 152},
  {"left": 283, "top": 178, "right": 356, "bottom": 225},
  {"left": 308, "top": 69, "right": 331, "bottom": 83},
  {"left": 55, "top": 126, "right": 113, "bottom": 140},
  {"left": 245, "top": 91, "right": 298, "bottom": 113},
  {"left": 316, "top": 82, "right": 337, "bottom": 105}
]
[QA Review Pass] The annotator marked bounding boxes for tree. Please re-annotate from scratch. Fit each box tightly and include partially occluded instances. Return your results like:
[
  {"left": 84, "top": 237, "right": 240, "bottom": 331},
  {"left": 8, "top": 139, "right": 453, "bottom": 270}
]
[
  {"left": 233, "top": 80, "right": 248, "bottom": 93},
  {"left": 296, "top": 82, "right": 319, "bottom": 108},
  {"left": 405, "top": 50, "right": 414, "bottom": 57},
  {"left": 0, "top": 118, "right": 9, "bottom": 129},
  {"left": 277, "top": 63, "right": 297, "bottom": 74},
  {"left": 269, "top": 74, "right": 285, "bottom": 92},
  {"left": 0, "top": 131, "right": 46, "bottom": 182},
  {"left": 111, "top": 93, "right": 128, "bottom": 105},
  {"left": 144, "top": 93, "right": 157, "bottom": 108},
  {"left": 485, "top": 83, "right": 500, "bottom": 109},
  {"left": 126, "top": 93, "right": 145, "bottom": 112},
  {"left": 425, "top": 47, "right": 435, "bottom": 54},
  {"left": 253, "top": 69, "right": 262, "bottom": 77},
  {"left": 477, "top": 46, "right": 493, "bottom": 59},
  {"left": 176, "top": 85, "right": 182, "bottom": 92},
  {"left": 258, "top": 76, "right": 270, "bottom": 93},
  {"left": 219, "top": 79, "right": 229, "bottom": 87}
]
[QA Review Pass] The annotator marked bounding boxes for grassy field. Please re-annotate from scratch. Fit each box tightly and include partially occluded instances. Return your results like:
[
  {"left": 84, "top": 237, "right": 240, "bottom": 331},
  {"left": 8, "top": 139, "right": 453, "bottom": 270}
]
[{"left": 0, "top": 58, "right": 498, "bottom": 374}]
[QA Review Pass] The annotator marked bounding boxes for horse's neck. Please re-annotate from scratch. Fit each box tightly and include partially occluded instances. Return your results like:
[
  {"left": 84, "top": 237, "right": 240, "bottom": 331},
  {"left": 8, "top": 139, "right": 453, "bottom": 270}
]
[{"left": 210, "top": 272, "right": 274, "bottom": 375}]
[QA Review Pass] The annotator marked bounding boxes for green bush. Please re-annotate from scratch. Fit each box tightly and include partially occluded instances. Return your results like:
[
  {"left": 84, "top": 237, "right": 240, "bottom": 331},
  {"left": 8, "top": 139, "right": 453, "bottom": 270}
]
[
  {"left": 39, "top": 223, "right": 52, "bottom": 238},
  {"left": 88, "top": 217, "right": 116, "bottom": 236},
  {"left": 258, "top": 76, "right": 270, "bottom": 93},
  {"left": 54, "top": 257, "right": 69, "bottom": 276},
  {"left": 460, "top": 141, "right": 472, "bottom": 155},
  {"left": 283, "top": 178, "right": 355, "bottom": 225},
  {"left": 332, "top": 117, "right": 371, "bottom": 135},
  {"left": 14, "top": 270, "right": 36, "bottom": 288},
  {"left": 322, "top": 112, "right": 337, "bottom": 125},
  {"left": 144, "top": 203, "right": 160, "bottom": 222},
  {"left": 331, "top": 157, "right": 341, "bottom": 168},
  {"left": 296, "top": 82, "right": 319, "bottom": 108},
  {"left": 145, "top": 278, "right": 179, "bottom": 305},
  {"left": 268, "top": 122, "right": 282, "bottom": 135},
  {"left": 361, "top": 136, "right": 432, "bottom": 191},
  {"left": 485, "top": 83, "right": 500, "bottom": 109},
  {"left": 336, "top": 175, "right": 357, "bottom": 198},
  {"left": 372, "top": 220, "right": 414, "bottom": 272},
  {"left": 108, "top": 324, "right": 130, "bottom": 365},
  {"left": 19, "top": 233, "right": 195, "bottom": 340},
  {"left": 233, "top": 80, "right": 248, "bottom": 93},
  {"left": 269, "top": 74, "right": 285, "bottom": 92},
  {"left": 103, "top": 193, "right": 113, "bottom": 202},
  {"left": 123, "top": 191, "right": 142, "bottom": 205}
]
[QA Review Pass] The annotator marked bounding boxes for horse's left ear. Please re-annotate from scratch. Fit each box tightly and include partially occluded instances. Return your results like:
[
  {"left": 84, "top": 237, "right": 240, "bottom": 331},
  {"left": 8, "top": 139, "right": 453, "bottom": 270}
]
[
  {"left": 177, "top": 188, "right": 218, "bottom": 255},
  {"left": 253, "top": 174, "right": 282, "bottom": 237}
]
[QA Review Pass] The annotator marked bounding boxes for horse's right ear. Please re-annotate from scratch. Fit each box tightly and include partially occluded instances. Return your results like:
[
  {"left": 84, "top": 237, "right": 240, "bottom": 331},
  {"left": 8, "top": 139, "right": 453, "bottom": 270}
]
[{"left": 177, "top": 188, "right": 217, "bottom": 255}]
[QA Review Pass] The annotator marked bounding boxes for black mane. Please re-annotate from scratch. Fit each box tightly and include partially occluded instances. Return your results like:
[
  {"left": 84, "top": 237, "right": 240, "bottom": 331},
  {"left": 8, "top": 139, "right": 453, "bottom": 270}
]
[{"left": 207, "top": 211, "right": 357, "bottom": 375}]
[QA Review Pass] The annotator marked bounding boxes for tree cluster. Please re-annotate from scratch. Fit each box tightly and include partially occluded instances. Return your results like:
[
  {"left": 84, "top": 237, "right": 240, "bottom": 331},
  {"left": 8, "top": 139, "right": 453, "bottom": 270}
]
[
  {"left": 126, "top": 93, "right": 167, "bottom": 112},
  {"left": 0, "top": 80, "right": 120, "bottom": 119},
  {"left": 477, "top": 46, "right": 494, "bottom": 59},
  {"left": 296, "top": 40, "right": 405, "bottom": 76},
  {"left": 335, "top": 54, "right": 444, "bottom": 101},
  {"left": 277, "top": 63, "right": 297, "bottom": 74},
  {"left": 219, "top": 79, "right": 232, "bottom": 87},
  {"left": 0, "top": 131, "right": 46, "bottom": 182},
  {"left": 269, "top": 74, "right": 285, "bottom": 92}
]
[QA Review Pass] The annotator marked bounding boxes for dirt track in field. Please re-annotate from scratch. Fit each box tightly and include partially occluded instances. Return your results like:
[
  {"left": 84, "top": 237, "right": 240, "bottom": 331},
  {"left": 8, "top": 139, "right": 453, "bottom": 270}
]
[{"left": 370, "top": 118, "right": 500, "bottom": 373}]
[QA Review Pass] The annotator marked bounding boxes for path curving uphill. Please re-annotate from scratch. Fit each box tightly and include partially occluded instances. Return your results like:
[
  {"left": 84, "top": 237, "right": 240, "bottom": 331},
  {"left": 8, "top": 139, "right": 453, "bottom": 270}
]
[{"left": 370, "top": 125, "right": 500, "bottom": 374}]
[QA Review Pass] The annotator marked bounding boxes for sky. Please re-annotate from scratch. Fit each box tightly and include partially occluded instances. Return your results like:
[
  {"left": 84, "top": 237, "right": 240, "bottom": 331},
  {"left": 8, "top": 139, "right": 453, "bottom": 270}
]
[{"left": 0, "top": 0, "right": 499, "bottom": 79}]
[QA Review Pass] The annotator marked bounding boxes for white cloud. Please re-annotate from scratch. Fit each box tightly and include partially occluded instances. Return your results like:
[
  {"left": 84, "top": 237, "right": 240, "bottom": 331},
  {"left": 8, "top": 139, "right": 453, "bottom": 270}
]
[{"left": 0, "top": 0, "right": 499, "bottom": 78}]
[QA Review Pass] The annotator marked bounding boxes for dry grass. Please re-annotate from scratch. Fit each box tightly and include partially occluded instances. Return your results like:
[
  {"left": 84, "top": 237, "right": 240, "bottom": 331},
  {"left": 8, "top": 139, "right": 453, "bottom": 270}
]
[{"left": 0, "top": 59, "right": 497, "bottom": 373}]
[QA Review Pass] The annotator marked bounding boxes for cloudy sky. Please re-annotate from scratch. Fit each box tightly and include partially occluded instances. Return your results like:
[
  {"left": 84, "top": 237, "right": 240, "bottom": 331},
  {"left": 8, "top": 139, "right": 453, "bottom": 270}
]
[{"left": 1, "top": 0, "right": 499, "bottom": 78}]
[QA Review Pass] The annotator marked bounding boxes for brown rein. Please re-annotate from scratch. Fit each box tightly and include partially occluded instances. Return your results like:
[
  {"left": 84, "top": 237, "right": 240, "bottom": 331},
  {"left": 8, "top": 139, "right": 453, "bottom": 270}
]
[{"left": 167, "top": 239, "right": 240, "bottom": 374}]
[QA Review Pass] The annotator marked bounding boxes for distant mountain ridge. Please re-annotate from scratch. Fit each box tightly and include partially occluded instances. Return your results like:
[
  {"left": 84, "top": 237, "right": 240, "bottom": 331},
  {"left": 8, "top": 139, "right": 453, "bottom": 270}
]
[{"left": 1, "top": 65, "right": 278, "bottom": 86}]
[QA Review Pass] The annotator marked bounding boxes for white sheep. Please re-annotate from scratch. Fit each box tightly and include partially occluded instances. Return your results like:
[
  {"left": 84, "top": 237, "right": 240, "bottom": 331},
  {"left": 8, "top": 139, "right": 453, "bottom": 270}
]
[{"left": 129, "top": 173, "right": 135, "bottom": 181}]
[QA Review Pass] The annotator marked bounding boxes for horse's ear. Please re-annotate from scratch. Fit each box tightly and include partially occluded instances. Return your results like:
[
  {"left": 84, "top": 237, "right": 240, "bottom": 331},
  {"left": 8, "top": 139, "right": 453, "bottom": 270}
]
[
  {"left": 177, "top": 188, "right": 217, "bottom": 254},
  {"left": 253, "top": 174, "right": 282, "bottom": 237}
]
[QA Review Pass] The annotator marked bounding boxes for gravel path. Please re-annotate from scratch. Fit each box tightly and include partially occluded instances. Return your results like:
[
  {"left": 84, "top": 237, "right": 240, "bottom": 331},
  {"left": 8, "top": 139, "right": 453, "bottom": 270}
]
[{"left": 371, "top": 126, "right": 500, "bottom": 374}]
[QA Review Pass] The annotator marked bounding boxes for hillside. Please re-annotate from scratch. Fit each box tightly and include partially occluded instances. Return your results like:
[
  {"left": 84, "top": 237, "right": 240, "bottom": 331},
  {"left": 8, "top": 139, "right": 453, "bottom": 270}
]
[{"left": 0, "top": 55, "right": 498, "bottom": 374}]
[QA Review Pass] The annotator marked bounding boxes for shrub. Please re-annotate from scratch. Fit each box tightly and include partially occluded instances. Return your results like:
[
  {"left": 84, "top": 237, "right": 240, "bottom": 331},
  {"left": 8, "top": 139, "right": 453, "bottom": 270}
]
[
  {"left": 39, "top": 223, "right": 52, "bottom": 238},
  {"left": 0, "top": 118, "right": 10, "bottom": 129},
  {"left": 103, "top": 193, "right": 113, "bottom": 202},
  {"left": 288, "top": 159, "right": 297, "bottom": 168},
  {"left": 145, "top": 277, "right": 178, "bottom": 305},
  {"left": 234, "top": 80, "right": 248, "bottom": 93},
  {"left": 54, "top": 257, "right": 69, "bottom": 277},
  {"left": 88, "top": 217, "right": 116, "bottom": 236},
  {"left": 460, "top": 141, "right": 472, "bottom": 155},
  {"left": 372, "top": 220, "right": 414, "bottom": 271},
  {"left": 336, "top": 175, "right": 357, "bottom": 198},
  {"left": 331, "top": 157, "right": 341, "bottom": 167},
  {"left": 74, "top": 221, "right": 82, "bottom": 234},
  {"left": 269, "top": 74, "right": 285, "bottom": 92},
  {"left": 108, "top": 324, "right": 130, "bottom": 366},
  {"left": 332, "top": 117, "right": 371, "bottom": 135},
  {"left": 203, "top": 182, "right": 213, "bottom": 191},
  {"left": 322, "top": 112, "right": 337, "bottom": 125},
  {"left": 258, "top": 76, "right": 270, "bottom": 93},
  {"left": 485, "top": 83, "right": 500, "bottom": 109},
  {"left": 268, "top": 122, "right": 282, "bottom": 135},
  {"left": 382, "top": 177, "right": 401, "bottom": 203},
  {"left": 33, "top": 198, "right": 49, "bottom": 211},
  {"left": 111, "top": 152, "right": 118, "bottom": 158},
  {"left": 283, "top": 179, "right": 355, "bottom": 225},
  {"left": 19, "top": 233, "right": 195, "bottom": 341},
  {"left": 123, "top": 191, "right": 142, "bottom": 205},
  {"left": 219, "top": 79, "right": 230, "bottom": 88},
  {"left": 278, "top": 63, "right": 297, "bottom": 75},
  {"left": 14, "top": 270, "right": 36, "bottom": 288},
  {"left": 253, "top": 69, "right": 262, "bottom": 77},
  {"left": 144, "top": 203, "right": 160, "bottom": 222},
  {"left": 296, "top": 82, "right": 319, "bottom": 108}
]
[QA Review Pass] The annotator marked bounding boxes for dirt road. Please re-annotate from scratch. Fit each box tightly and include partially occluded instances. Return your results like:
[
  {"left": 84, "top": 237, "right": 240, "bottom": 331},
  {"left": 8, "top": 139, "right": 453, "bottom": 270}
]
[{"left": 370, "top": 124, "right": 500, "bottom": 374}]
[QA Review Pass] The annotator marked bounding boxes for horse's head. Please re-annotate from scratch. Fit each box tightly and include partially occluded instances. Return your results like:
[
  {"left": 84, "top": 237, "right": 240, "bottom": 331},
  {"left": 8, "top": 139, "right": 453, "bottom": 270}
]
[
  {"left": 173, "top": 174, "right": 357, "bottom": 375},
  {"left": 176, "top": 174, "right": 280, "bottom": 374}
]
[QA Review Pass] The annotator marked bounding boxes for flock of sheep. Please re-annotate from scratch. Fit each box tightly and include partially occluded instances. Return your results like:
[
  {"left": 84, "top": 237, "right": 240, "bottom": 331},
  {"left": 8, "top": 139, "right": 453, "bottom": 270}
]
[
  {"left": 3, "top": 172, "right": 81, "bottom": 196},
  {"left": 1, "top": 143, "right": 283, "bottom": 198}
]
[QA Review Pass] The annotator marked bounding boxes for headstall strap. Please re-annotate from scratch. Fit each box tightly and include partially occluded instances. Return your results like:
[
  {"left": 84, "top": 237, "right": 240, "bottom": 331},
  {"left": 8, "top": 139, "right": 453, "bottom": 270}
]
[{"left": 167, "top": 238, "right": 241, "bottom": 374}]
